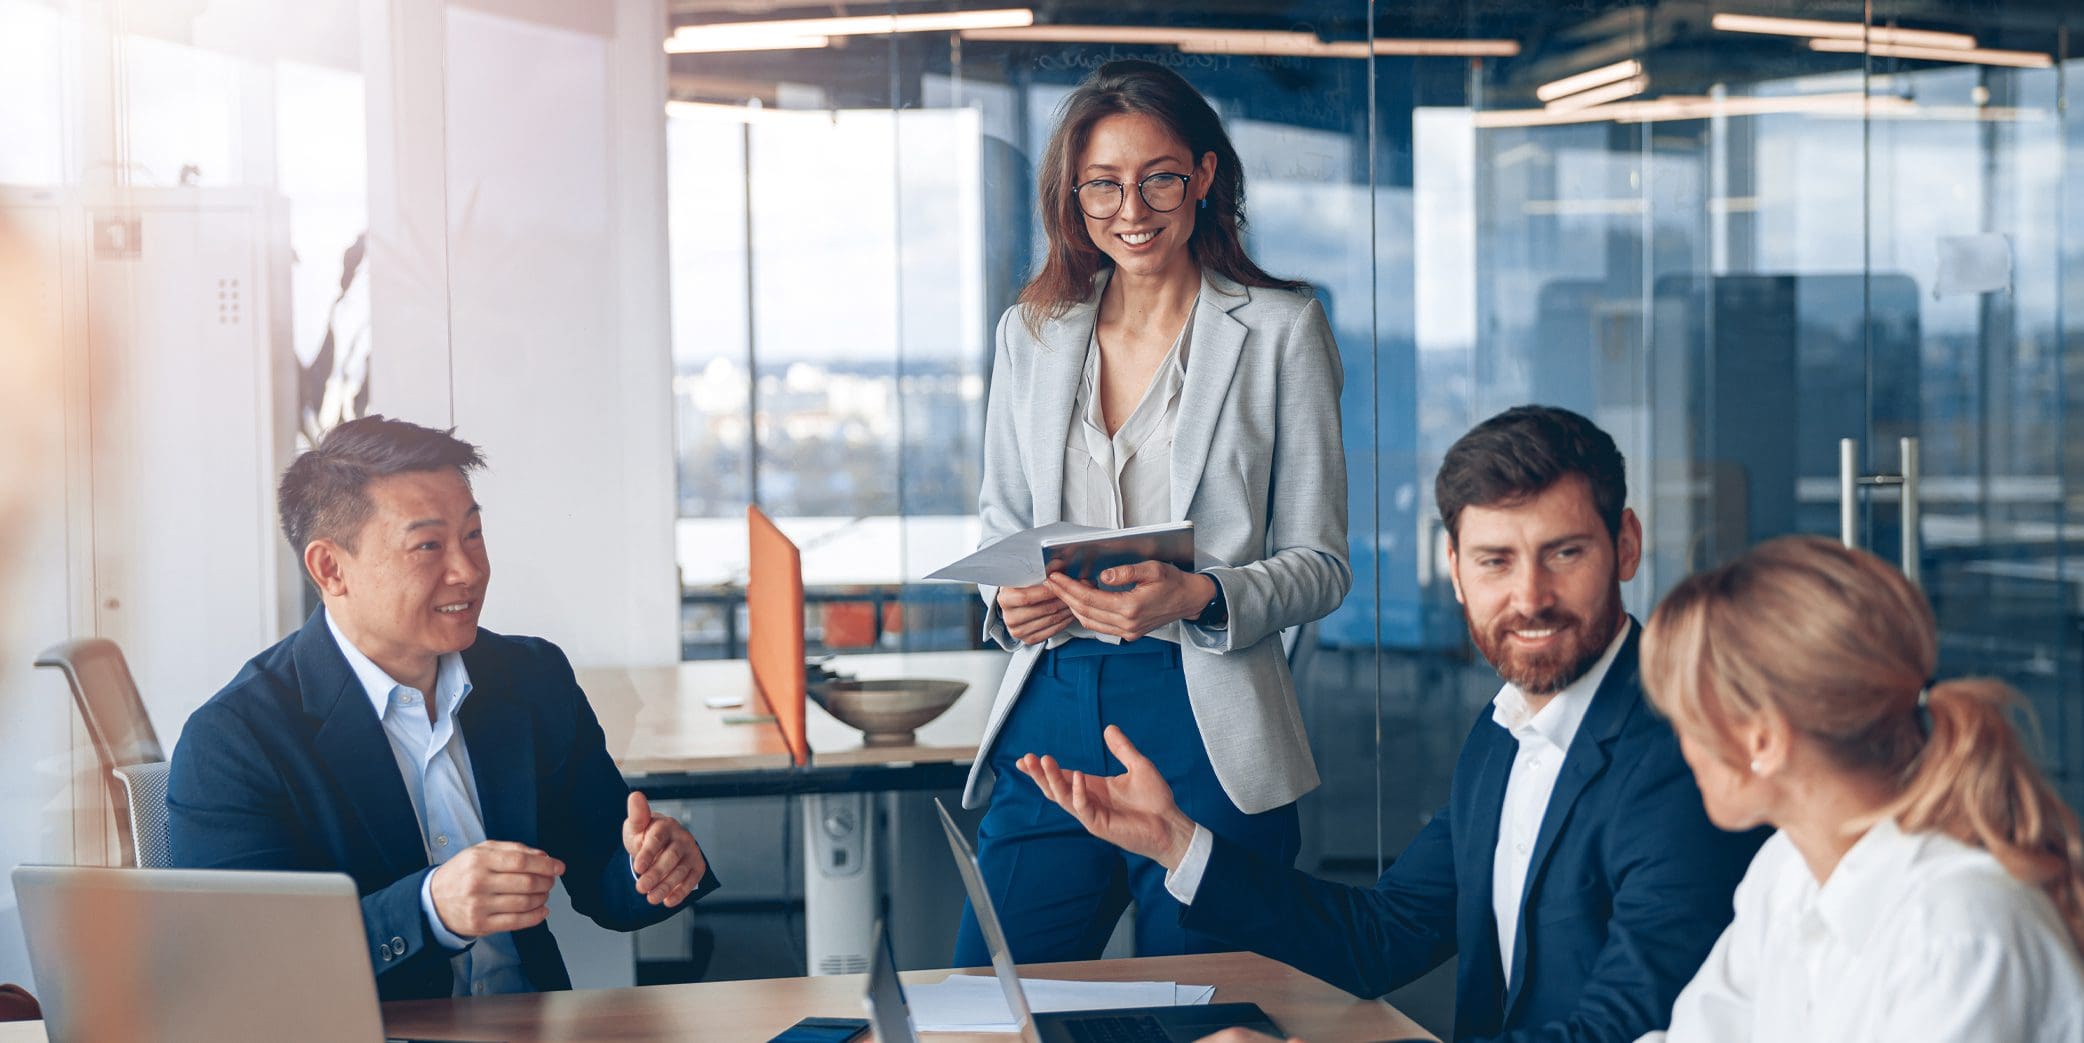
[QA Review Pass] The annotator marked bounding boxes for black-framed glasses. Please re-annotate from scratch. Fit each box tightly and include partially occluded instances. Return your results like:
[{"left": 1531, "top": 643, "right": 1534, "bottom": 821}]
[{"left": 1073, "top": 172, "right": 1193, "bottom": 220}]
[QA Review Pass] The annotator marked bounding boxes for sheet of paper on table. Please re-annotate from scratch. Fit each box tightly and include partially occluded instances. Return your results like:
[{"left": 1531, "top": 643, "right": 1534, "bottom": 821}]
[{"left": 907, "top": 974, "right": 1217, "bottom": 1033}]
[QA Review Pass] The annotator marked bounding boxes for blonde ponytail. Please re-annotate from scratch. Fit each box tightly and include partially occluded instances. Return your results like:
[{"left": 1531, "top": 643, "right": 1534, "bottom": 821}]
[
  {"left": 1891, "top": 678, "right": 2084, "bottom": 951},
  {"left": 1642, "top": 535, "right": 2084, "bottom": 953}
]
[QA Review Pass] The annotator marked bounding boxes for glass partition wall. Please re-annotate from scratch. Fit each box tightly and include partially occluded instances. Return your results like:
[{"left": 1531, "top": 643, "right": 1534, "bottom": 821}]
[
  {"left": 2, "top": 0, "right": 2077, "bottom": 1030},
  {"left": 665, "top": 0, "right": 2081, "bottom": 1023}
]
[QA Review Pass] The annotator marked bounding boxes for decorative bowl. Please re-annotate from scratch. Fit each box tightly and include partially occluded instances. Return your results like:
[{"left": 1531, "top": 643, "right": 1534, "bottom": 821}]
[{"left": 809, "top": 679, "right": 967, "bottom": 747}]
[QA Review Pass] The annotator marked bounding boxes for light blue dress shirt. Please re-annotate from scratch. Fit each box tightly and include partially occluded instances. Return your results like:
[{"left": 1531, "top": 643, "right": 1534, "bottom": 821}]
[{"left": 325, "top": 615, "right": 532, "bottom": 997}]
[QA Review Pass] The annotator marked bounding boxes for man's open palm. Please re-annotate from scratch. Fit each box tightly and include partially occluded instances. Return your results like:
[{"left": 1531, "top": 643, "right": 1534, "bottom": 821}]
[{"left": 1016, "top": 725, "right": 1198, "bottom": 869}]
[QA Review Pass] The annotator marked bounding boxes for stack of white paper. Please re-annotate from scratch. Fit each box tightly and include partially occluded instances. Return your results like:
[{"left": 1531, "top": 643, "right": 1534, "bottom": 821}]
[
  {"left": 907, "top": 973, "right": 1217, "bottom": 1033},
  {"left": 924, "top": 522, "right": 1103, "bottom": 588}
]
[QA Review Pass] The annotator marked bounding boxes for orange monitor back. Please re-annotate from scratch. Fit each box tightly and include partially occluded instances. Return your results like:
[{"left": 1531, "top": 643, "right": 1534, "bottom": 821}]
[{"left": 746, "top": 505, "right": 810, "bottom": 766}]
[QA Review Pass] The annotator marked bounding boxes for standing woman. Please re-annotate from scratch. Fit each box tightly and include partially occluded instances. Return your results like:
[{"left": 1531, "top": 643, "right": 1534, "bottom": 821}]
[
  {"left": 956, "top": 59, "right": 1350, "bottom": 966},
  {"left": 1638, "top": 535, "right": 2084, "bottom": 1041}
]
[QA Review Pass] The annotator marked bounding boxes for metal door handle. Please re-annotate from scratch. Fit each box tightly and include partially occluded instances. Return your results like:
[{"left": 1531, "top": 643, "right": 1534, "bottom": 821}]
[
  {"left": 1836, "top": 436, "right": 1921, "bottom": 585},
  {"left": 1898, "top": 436, "right": 1920, "bottom": 586}
]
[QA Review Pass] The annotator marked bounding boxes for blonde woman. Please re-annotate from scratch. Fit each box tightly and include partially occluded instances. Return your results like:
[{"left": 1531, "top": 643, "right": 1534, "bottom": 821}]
[{"left": 1638, "top": 535, "right": 2084, "bottom": 1041}]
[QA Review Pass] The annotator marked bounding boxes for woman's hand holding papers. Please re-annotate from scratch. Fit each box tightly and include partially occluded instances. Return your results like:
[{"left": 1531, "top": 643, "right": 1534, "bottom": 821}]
[
  {"left": 1046, "top": 561, "right": 1216, "bottom": 641},
  {"left": 1016, "top": 725, "right": 1199, "bottom": 870},
  {"left": 998, "top": 582, "right": 1075, "bottom": 644}
]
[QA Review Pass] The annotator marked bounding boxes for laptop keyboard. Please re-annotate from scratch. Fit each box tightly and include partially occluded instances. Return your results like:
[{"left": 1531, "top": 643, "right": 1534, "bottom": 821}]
[{"left": 1062, "top": 1014, "right": 1173, "bottom": 1043}]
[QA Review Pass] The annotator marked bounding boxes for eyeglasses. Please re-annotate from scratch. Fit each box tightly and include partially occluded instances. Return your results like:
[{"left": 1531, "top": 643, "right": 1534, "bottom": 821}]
[{"left": 1073, "top": 172, "right": 1194, "bottom": 220}]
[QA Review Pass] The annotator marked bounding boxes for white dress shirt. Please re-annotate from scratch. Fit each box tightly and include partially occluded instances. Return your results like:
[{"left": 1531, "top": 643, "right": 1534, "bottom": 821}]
[
  {"left": 1641, "top": 818, "right": 2084, "bottom": 1042},
  {"left": 1167, "top": 620, "right": 1628, "bottom": 952},
  {"left": 1486, "top": 624, "right": 1625, "bottom": 982},
  {"left": 326, "top": 615, "right": 531, "bottom": 997},
  {"left": 1053, "top": 316, "right": 1190, "bottom": 648}
]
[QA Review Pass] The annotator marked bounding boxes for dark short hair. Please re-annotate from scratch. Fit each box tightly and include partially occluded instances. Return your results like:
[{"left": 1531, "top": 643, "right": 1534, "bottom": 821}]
[
  {"left": 1435, "top": 405, "right": 1626, "bottom": 545},
  {"left": 278, "top": 415, "right": 484, "bottom": 555}
]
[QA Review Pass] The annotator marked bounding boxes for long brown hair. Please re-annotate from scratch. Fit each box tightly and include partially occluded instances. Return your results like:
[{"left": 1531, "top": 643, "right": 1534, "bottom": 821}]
[
  {"left": 1641, "top": 535, "right": 2084, "bottom": 951},
  {"left": 1017, "top": 60, "right": 1304, "bottom": 333}
]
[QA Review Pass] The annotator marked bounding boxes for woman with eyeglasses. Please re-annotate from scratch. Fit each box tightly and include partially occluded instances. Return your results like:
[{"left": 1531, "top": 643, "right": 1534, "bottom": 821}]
[
  {"left": 954, "top": 59, "right": 1349, "bottom": 965},
  {"left": 1637, "top": 536, "right": 2084, "bottom": 1041}
]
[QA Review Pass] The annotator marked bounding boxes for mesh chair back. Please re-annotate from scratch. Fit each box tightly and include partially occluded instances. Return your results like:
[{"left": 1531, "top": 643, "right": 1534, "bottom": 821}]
[
  {"left": 35, "top": 638, "right": 166, "bottom": 866},
  {"left": 112, "top": 762, "right": 172, "bottom": 869},
  {"left": 34, "top": 638, "right": 163, "bottom": 769}
]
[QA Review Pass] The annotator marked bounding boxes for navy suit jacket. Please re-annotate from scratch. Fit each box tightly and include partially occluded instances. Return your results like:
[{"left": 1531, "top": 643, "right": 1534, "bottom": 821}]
[
  {"left": 168, "top": 609, "right": 718, "bottom": 1001},
  {"left": 1183, "top": 623, "right": 1765, "bottom": 1041}
]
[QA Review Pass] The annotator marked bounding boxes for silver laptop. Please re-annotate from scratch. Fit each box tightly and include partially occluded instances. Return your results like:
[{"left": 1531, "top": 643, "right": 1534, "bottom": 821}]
[
  {"left": 864, "top": 918, "right": 914, "bottom": 1043},
  {"left": 932, "top": 799, "right": 1284, "bottom": 1043},
  {"left": 13, "top": 865, "right": 387, "bottom": 1043}
]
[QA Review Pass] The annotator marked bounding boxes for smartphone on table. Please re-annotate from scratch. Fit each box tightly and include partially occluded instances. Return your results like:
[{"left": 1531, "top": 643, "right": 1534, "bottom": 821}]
[{"left": 767, "top": 1016, "right": 870, "bottom": 1043}]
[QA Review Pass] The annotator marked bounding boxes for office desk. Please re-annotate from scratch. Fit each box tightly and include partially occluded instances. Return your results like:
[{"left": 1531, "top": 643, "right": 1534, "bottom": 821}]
[
  {"left": 411, "top": 951, "right": 1431, "bottom": 1041},
  {"left": 578, "top": 650, "right": 1010, "bottom": 799},
  {"left": 0, "top": 952, "right": 1435, "bottom": 1042}
]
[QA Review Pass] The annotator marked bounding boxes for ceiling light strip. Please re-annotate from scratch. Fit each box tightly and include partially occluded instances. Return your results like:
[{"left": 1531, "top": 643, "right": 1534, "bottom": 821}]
[
  {"left": 1543, "top": 74, "right": 1648, "bottom": 112},
  {"left": 674, "top": 8, "right": 1033, "bottom": 44},
  {"left": 666, "top": 34, "right": 831, "bottom": 54},
  {"left": 960, "top": 25, "right": 1517, "bottom": 57},
  {"left": 1808, "top": 38, "right": 2053, "bottom": 69},
  {"left": 1711, "top": 12, "right": 1976, "bottom": 50},
  {"left": 1536, "top": 59, "right": 1642, "bottom": 102},
  {"left": 1474, "top": 91, "right": 1916, "bottom": 129}
]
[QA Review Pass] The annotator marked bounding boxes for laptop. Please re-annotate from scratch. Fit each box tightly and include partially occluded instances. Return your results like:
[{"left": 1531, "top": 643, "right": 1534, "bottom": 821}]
[
  {"left": 933, "top": 799, "right": 1285, "bottom": 1043},
  {"left": 14, "top": 865, "right": 394, "bottom": 1043},
  {"left": 864, "top": 919, "right": 915, "bottom": 1043}
]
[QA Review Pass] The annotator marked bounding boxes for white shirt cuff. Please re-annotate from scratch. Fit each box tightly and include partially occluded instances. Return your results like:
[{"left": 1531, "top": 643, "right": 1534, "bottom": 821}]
[
  {"left": 420, "top": 868, "right": 473, "bottom": 950},
  {"left": 1162, "top": 824, "right": 1216, "bottom": 905}
]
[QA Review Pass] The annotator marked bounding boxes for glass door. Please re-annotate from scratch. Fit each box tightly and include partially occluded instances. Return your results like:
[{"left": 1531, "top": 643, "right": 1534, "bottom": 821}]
[{"left": 1860, "top": 6, "right": 2080, "bottom": 806}]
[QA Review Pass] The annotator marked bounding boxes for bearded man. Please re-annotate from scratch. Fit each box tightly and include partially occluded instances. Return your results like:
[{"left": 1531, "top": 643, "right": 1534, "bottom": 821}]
[{"left": 1013, "top": 405, "right": 1765, "bottom": 1042}]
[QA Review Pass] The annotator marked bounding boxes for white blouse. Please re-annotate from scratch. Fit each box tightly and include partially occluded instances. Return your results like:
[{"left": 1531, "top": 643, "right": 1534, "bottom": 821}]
[
  {"left": 1053, "top": 316, "right": 1190, "bottom": 647},
  {"left": 1640, "top": 818, "right": 2084, "bottom": 1043}
]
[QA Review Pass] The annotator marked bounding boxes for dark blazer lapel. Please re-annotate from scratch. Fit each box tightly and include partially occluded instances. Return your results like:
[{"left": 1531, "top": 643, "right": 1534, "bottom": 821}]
[
  {"left": 459, "top": 639, "right": 539, "bottom": 847},
  {"left": 1462, "top": 719, "right": 1515, "bottom": 1000},
  {"left": 297, "top": 610, "right": 430, "bottom": 878},
  {"left": 1503, "top": 620, "right": 1641, "bottom": 1015},
  {"left": 1028, "top": 272, "right": 1107, "bottom": 527},
  {"left": 1169, "top": 272, "right": 1250, "bottom": 520}
]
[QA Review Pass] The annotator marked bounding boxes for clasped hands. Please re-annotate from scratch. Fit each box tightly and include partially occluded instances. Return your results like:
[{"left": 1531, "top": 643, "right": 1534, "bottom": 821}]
[
  {"left": 997, "top": 560, "right": 1216, "bottom": 644},
  {"left": 428, "top": 791, "right": 708, "bottom": 938}
]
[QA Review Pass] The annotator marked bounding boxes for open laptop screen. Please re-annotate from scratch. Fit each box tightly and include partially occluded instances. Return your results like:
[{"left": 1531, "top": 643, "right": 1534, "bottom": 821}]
[
  {"left": 933, "top": 798, "right": 1044, "bottom": 1043},
  {"left": 866, "top": 919, "right": 913, "bottom": 1043}
]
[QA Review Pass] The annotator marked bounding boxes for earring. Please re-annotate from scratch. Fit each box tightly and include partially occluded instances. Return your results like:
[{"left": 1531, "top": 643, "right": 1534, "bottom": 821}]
[
  {"left": 1749, "top": 758, "right": 1763, "bottom": 775},
  {"left": 1198, "top": 198, "right": 1207, "bottom": 210}
]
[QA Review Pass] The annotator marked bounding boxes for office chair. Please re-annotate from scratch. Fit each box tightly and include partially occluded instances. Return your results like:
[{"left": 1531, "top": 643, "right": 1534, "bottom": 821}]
[
  {"left": 110, "top": 761, "right": 173, "bottom": 869},
  {"left": 35, "top": 638, "right": 167, "bottom": 867}
]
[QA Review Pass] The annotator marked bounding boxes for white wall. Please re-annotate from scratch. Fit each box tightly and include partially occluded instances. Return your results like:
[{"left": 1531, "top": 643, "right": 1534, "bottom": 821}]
[
  {"left": 364, "top": 0, "right": 679, "bottom": 669},
  {"left": 0, "top": 0, "right": 681, "bottom": 991},
  {"left": 0, "top": 204, "right": 90, "bottom": 992}
]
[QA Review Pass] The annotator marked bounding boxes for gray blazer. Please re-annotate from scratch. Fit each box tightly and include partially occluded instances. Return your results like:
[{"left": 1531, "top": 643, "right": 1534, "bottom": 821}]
[{"left": 967, "top": 269, "right": 1351, "bottom": 815}]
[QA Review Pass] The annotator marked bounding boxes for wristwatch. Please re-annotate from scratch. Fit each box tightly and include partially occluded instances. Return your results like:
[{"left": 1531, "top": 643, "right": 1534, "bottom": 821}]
[{"left": 1192, "top": 574, "right": 1228, "bottom": 629}]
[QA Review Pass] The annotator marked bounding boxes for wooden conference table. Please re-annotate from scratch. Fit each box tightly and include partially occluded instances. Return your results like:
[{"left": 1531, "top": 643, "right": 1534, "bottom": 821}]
[
  {"left": 576, "top": 649, "right": 1012, "bottom": 799},
  {"left": 0, "top": 951, "right": 1431, "bottom": 1041}
]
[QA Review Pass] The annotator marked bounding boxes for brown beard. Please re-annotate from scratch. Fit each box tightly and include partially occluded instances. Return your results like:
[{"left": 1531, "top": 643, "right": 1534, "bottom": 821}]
[{"left": 1465, "top": 584, "right": 1625, "bottom": 695}]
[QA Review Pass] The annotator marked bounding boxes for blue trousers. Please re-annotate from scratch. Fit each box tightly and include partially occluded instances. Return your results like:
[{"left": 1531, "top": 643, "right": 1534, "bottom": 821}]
[{"left": 952, "top": 638, "right": 1300, "bottom": 967}]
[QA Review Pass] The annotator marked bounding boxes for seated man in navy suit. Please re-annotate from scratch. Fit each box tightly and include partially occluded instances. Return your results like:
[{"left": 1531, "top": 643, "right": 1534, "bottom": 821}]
[
  {"left": 1019, "top": 406, "right": 1764, "bottom": 1041},
  {"left": 169, "top": 415, "right": 718, "bottom": 1000}
]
